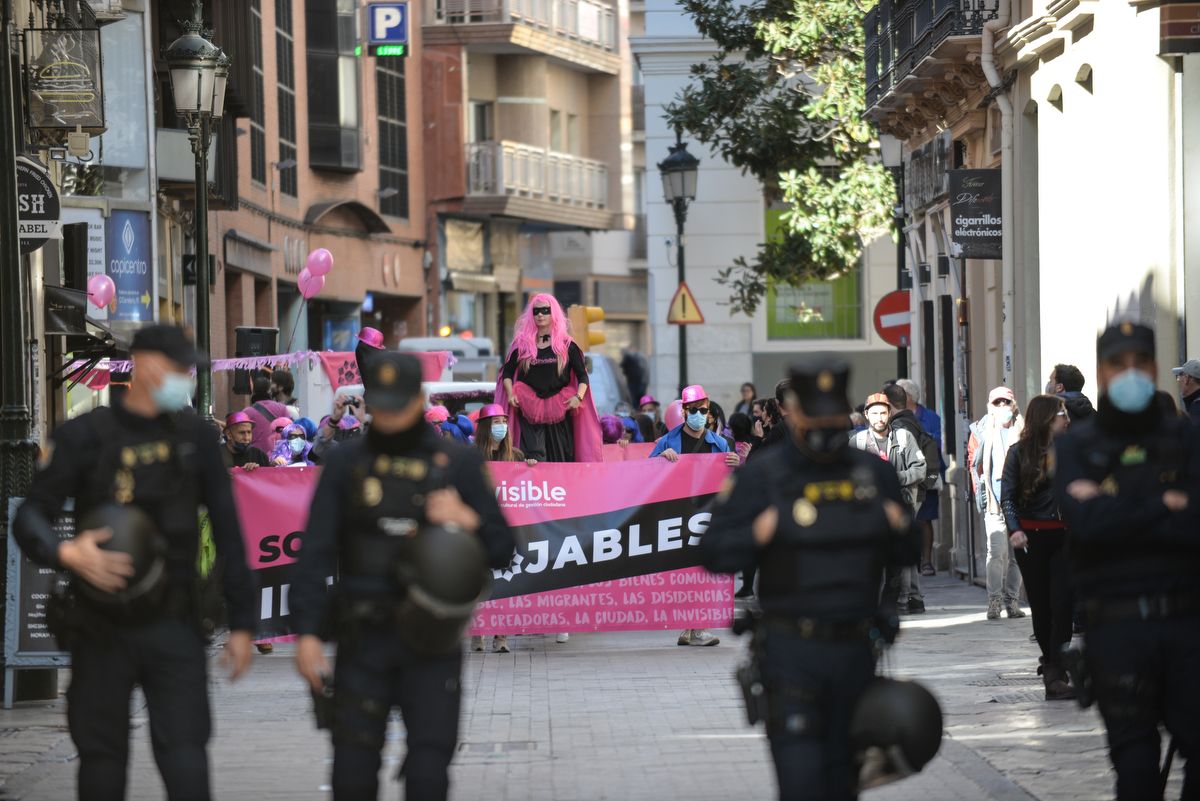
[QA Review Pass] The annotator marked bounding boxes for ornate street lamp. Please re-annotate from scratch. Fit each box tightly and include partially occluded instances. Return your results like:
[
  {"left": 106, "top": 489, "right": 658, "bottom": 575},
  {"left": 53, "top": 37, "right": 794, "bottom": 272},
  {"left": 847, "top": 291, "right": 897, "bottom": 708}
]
[
  {"left": 657, "top": 130, "right": 700, "bottom": 393},
  {"left": 165, "top": 0, "right": 228, "bottom": 420}
]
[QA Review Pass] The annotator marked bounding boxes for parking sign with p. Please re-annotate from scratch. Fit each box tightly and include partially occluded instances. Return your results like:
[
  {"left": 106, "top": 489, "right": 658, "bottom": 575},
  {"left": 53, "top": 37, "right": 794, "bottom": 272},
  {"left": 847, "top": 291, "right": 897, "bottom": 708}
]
[{"left": 368, "top": 2, "right": 409, "bottom": 54}]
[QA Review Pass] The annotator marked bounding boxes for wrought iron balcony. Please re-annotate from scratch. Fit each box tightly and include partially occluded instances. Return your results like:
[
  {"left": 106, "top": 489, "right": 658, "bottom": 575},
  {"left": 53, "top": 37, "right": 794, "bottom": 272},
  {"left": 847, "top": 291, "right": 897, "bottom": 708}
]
[{"left": 865, "top": 0, "right": 1001, "bottom": 117}]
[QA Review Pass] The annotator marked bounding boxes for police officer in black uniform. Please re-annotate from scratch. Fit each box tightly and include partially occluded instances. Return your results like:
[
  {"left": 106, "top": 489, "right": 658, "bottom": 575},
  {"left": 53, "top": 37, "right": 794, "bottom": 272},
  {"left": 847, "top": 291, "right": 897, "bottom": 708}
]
[
  {"left": 290, "top": 351, "right": 515, "bottom": 801},
  {"left": 702, "top": 358, "right": 920, "bottom": 801},
  {"left": 13, "top": 324, "right": 258, "bottom": 801},
  {"left": 1054, "top": 321, "right": 1200, "bottom": 801}
]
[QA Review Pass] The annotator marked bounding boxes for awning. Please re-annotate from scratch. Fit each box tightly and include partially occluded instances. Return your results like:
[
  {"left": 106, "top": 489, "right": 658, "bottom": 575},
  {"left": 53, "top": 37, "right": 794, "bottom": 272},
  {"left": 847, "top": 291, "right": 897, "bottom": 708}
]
[
  {"left": 305, "top": 200, "right": 391, "bottom": 234},
  {"left": 447, "top": 271, "right": 498, "bottom": 294},
  {"left": 224, "top": 229, "right": 278, "bottom": 278}
]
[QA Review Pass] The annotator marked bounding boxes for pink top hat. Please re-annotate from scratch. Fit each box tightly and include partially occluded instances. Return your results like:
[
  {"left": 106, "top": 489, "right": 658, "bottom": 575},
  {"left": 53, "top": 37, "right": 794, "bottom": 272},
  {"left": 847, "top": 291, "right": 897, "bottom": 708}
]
[
  {"left": 225, "top": 411, "right": 253, "bottom": 428},
  {"left": 680, "top": 385, "right": 708, "bottom": 406},
  {"left": 478, "top": 403, "right": 507, "bottom": 420},
  {"left": 357, "top": 327, "right": 384, "bottom": 349}
]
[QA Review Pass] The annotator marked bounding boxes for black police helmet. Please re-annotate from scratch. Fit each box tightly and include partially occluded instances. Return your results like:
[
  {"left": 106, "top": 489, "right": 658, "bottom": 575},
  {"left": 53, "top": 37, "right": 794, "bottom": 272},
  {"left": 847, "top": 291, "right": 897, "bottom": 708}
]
[
  {"left": 400, "top": 524, "right": 490, "bottom": 606},
  {"left": 74, "top": 503, "right": 167, "bottom": 606},
  {"left": 850, "top": 678, "right": 943, "bottom": 789}
]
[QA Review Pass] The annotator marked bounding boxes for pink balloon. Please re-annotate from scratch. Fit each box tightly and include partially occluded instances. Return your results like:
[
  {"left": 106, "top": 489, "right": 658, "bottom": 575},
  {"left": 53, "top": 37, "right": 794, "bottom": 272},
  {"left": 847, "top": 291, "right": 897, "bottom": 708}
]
[
  {"left": 298, "top": 268, "right": 325, "bottom": 300},
  {"left": 306, "top": 248, "right": 334, "bottom": 277},
  {"left": 663, "top": 399, "right": 684, "bottom": 431},
  {"left": 87, "top": 274, "right": 115, "bottom": 308}
]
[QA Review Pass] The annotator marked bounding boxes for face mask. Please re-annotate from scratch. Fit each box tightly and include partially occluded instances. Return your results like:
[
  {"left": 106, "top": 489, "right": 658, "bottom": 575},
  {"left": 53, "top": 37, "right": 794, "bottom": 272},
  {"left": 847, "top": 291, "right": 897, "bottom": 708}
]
[
  {"left": 288, "top": 438, "right": 306, "bottom": 455},
  {"left": 1107, "top": 368, "right": 1156, "bottom": 413},
  {"left": 992, "top": 406, "right": 1014, "bottom": 425},
  {"left": 231, "top": 441, "right": 249, "bottom": 454},
  {"left": 491, "top": 423, "right": 508, "bottom": 442},
  {"left": 152, "top": 372, "right": 194, "bottom": 413},
  {"left": 685, "top": 411, "right": 706, "bottom": 432}
]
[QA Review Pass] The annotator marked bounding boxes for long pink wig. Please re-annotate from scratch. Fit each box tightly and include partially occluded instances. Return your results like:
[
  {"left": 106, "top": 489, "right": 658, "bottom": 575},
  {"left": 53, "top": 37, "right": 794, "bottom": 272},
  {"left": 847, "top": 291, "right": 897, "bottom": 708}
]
[{"left": 509, "top": 294, "right": 572, "bottom": 375}]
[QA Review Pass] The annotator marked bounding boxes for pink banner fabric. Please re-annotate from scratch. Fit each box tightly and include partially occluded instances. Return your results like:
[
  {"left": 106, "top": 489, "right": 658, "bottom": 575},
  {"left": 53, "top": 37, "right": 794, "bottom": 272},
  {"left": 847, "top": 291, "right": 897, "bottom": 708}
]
[
  {"left": 67, "top": 350, "right": 453, "bottom": 381},
  {"left": 317, "top": 350, "right": 450, "bottom": 387},
  {"left": 230, "top": 456, "right": 734, "bottom": 638}
]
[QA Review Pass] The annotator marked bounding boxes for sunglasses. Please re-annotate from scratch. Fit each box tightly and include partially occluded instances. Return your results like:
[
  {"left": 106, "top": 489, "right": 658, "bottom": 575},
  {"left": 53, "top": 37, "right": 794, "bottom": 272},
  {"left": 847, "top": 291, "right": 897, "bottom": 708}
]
[
  {"left": 991, "top": 398, "right": 1013, "bottom": 407},
  {"left": 532, "top": 307, "right": 552, "bottom": 316},
  {"left": 685, "top": 406, "right": 710, "bottom": 416},
  {"left": 287, "top": 433, "right": 305, "bottom": 440}
]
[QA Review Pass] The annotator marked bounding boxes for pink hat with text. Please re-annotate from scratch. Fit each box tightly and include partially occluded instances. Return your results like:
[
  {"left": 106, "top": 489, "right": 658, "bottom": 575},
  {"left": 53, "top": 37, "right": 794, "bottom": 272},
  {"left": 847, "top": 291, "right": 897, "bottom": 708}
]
[
  {"left": 680, "top": 385, "right": 708, "bottom": 405},
  {"left": 357, "top": 327, "right": 384, "bottom": 349},
  {"left": 478, "top": 403, "right": 506, "bottom": 420}
]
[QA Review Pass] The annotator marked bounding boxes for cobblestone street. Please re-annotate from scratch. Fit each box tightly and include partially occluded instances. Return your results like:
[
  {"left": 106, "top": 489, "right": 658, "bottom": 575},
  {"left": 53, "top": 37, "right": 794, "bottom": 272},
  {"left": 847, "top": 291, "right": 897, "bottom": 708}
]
[{"left": 0, "top": 576, "right": 1163, "bottom": 800}]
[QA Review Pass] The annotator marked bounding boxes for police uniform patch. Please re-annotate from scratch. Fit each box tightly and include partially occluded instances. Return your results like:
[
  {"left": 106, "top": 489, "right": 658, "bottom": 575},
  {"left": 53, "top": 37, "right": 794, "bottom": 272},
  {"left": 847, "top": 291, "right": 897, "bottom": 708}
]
[
  {"left": 794, "top": 499, "right": 818, "bottom": 527},
  {"left": 804, "top": 484, "right": 821, "bottom": 503},
  {"left": 362, "top": 477, "right": 383, "bottom": 507},
  {"left": 121, "top": 447, "right": 137, "bottom": 468}
]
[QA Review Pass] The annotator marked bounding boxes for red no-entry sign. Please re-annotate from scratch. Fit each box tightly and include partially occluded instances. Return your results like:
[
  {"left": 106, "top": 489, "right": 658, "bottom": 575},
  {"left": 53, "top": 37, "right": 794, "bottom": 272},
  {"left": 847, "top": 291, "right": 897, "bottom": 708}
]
[{"left": 873, "top": 290, "right": 911, "bottom": 348}]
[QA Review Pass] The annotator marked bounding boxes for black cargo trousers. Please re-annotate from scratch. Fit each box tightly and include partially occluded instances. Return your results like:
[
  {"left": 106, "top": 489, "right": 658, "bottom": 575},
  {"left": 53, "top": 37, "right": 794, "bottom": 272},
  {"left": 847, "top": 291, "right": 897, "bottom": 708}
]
[
  {"left": 67, "top": 618, "right": 212, "bottom": 801},
  {"left": 330, "top": 623, "right": 462, "bottom": 801}
]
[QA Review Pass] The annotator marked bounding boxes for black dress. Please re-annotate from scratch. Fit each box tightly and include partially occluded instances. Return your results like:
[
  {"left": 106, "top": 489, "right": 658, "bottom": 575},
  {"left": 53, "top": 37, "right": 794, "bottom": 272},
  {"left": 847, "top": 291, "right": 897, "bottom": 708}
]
[{"left": 502, "top": 342, "right": 588, "bottom": 462}]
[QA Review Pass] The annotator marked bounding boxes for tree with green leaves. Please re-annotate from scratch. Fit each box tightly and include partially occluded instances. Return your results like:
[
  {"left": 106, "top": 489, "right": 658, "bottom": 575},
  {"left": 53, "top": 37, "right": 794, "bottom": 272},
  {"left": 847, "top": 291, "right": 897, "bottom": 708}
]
[{"left": 665, "top": 0, "right": 893, "bottom": 316}]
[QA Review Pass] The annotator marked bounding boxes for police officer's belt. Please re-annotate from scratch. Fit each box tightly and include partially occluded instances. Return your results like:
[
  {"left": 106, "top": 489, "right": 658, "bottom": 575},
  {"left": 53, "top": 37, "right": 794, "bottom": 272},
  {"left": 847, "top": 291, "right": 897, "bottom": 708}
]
[
  {"left": 763, "top": 615, "right": 874, "bottom": 641},
  {"left": 1085, "top": 592, "right": 1200, "bottom": 625}
]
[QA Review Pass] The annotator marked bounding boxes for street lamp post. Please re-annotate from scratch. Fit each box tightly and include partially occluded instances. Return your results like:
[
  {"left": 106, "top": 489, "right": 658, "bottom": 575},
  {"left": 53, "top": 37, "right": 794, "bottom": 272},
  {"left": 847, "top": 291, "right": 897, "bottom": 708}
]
[
  {"left": 879, "top": 134, "right": 908, "bottom": 379},
  {"left": 165, "top": 1, "right": 228, "bottom": 420},
  {"left": 657, "top": 130, "right": 700, "bottom": 394}
]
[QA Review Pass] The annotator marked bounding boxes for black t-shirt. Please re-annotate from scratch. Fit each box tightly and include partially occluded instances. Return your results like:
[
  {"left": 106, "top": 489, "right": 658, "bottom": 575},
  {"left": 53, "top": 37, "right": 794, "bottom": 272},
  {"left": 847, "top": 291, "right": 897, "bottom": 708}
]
[
  {"left": 502, "top": 342, "right": 589, "bottom": 399},
  {"left": 680, "top": 430, "right": 715, "bottom": 455},
  {"left": 221, "top": 444, "right": 271, "bottom": 469}
]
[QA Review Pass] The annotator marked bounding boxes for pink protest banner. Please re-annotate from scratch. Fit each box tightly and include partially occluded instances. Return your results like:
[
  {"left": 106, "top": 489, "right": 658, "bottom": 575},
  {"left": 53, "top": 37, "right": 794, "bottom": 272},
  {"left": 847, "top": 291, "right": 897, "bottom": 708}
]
[
  {"left": 316, "top": 350, "right": 449, "bottom": 388},
  {"left": 229, "top": 455, "right": 734, "bottom": 638}
]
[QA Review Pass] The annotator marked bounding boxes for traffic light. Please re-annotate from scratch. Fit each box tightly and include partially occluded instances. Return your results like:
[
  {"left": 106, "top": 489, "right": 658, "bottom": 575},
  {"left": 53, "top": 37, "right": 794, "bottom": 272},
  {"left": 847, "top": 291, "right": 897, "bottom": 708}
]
[{"left": 567, "top": 304, "right": 605, "bottom": 351}]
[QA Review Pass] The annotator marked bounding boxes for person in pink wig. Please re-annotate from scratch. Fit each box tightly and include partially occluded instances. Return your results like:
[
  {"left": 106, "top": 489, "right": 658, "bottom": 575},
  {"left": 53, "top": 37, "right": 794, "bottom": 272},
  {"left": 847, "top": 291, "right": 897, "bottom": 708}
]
[{"left": 495, "top": 294, "right": 602, "bottom": 463}]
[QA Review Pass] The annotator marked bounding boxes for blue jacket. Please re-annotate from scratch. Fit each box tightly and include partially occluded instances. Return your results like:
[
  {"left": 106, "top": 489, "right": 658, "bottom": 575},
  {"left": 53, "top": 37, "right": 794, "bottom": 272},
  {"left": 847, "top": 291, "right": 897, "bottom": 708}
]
[{"left": 649, "top": 424, "right": 731, "bottom": 457}]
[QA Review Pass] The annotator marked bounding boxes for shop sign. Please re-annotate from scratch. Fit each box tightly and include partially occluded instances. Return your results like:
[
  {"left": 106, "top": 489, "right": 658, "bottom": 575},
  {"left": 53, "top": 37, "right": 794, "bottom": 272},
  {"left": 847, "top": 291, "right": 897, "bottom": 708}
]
[
  {"left": 24, "top": 27, "right": 105, "bottom": 131},
  {"left": 16, "top": 157, "right": 62, "bottom": 254},
  {"left": 105, "top": 210, "right": 152, "bottom": 322},
  {"left": 949, "top": 169, "right": 1002, "bottom": 259}
]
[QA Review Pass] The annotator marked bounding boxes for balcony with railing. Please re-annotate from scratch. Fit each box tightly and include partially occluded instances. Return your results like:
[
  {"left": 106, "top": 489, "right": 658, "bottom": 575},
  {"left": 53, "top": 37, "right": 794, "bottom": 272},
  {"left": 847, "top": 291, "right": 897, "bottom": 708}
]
[
  {"left": 426, "top": 0, "right": 620, "bottom": 74},
  {"left": 864, "top": 0, "right": 1001, "bottom": 130},
  {"left": 465, "top": 140, "right": 613, "bottom": 229}
]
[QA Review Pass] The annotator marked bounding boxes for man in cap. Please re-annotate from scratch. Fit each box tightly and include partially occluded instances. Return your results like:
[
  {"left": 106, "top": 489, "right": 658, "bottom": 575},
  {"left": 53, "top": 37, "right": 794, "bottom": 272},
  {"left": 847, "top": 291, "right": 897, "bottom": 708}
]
[
  {"left": 290, "top": 351, "right": 515, "bottom": 801},
  {"left": 850, "top": 392, "right": 927, "bottom": 614},
  {"left": 221, "top": 411, "right": 270, "bottom": 471},
  {"left": 13, "top": 324, "right": 257, "bottom": 801},
  {"left": 1054, "top": 321, "right": 1200, "bottom": 801},
  {"left": 648, "top": 385, "right": 739, "bottom": 646},
  {"left": 702, "top": 358, "right": 920, "bottom": 801},
  {"left": 1173, "top": 358, "right": 1200, "bottom": 424},
  {"left": 968, "top": 386, "right": 1026, "bottom": 620}
]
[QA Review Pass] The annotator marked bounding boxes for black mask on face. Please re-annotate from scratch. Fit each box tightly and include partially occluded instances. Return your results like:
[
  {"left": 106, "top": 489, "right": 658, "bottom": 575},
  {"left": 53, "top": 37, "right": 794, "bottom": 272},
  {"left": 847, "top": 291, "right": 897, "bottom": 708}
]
[{"left": 230, "top": 440, "right": 249, "bottom": 454}]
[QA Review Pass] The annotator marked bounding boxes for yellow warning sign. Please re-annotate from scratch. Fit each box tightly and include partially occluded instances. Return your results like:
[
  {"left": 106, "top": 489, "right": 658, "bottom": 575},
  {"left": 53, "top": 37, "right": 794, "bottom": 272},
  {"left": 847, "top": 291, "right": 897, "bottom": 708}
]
[{"left": 667, "top": 282, "right": 704, "bottom": 325}]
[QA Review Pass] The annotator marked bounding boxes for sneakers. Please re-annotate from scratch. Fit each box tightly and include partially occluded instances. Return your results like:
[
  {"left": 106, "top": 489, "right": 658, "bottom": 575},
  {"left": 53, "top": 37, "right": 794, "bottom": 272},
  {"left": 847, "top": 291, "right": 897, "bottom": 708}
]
[
  {"left": 677, "top": 629, "right": 693, "bottom": 646},
  {"left": 689, "top": 629, "right": 720, "bottom": 646},
  {"left": 1005, "top": 601, "right": 1027, "bottom": 619},
  {"left": 986, "top": 598, "right": 1003, "bottom": 620},
  {"left": 907, "top": 598, "right": 926, "bottom": 614},
  {"left": 555, "top": 633, "right": 570, "bottom": 644},
  {"left": 470, "top": 636, "right": 484, "bottom": 652},
  {"left": 492, "top": 636, "right": 509, "bottom": 653},
  {"left": 920, "top": 563, "right": 936, "bottom": 577}
]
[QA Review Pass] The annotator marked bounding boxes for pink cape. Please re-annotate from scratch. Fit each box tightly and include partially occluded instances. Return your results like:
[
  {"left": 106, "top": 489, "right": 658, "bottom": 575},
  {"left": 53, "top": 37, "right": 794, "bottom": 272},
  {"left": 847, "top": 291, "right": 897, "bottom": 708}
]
[{"left": 493, "top": 359, "right": 602, "bottom": 463}]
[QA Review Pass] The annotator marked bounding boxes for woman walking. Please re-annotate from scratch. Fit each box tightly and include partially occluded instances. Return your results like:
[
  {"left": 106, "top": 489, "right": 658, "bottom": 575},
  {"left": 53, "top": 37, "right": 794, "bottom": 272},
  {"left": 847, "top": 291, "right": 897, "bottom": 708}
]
[{"left": 1000, "top": 395, "right": 1075, "bottom": 700}]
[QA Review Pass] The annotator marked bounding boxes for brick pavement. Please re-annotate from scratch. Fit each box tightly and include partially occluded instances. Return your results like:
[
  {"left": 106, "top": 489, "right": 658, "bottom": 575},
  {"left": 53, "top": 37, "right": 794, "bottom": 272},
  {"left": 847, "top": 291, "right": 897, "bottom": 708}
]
[{"left": 0, "top": 576, "right": 1181, "bottom": 800}]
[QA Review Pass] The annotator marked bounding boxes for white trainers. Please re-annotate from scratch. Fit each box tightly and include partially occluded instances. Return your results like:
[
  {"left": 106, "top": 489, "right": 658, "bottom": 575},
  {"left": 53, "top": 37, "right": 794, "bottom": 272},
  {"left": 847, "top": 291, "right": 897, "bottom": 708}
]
[
  {"left": 492, "top": 636, "right": 509, "bottom": 653},
  {"left": 555, "top": 633, "right": 570, "bottom": 644},
  {"left": 470, "top": 636, "right": 484, "bottom": 652},
  {"left": 677, "top": 629, "right": 693, "bottom": 646},
  {"left": 690, "top": 629, "right": 720, "bottom": 646}
]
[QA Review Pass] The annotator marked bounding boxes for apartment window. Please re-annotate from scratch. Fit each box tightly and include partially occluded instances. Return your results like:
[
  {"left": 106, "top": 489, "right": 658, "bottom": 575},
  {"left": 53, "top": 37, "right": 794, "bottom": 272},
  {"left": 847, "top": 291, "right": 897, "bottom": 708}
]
[
  {"left": 307, "top": 0, "right": 361, "bottom": 171},
  {"left": 550, "top": 109, "right": 562, "bottom": 152},
  {"left": 468, "top": 101, "right": 493, "bottom": 143},
  {"left": 276, "top": 0, "right": 298, "bottom": 196},
  {"left": 567, "top": 114, "right": 580, "bottom": 155},
  {"left": 249, "top": 0, "right": 266, "bottom": 184},
  {"left": 764, "top": 209, "right": 863, "bottom": 340},
  {"left": 633, "top": 167, "right": 645, "bottom": 215},
  {"left": 376, "top": 59, "right": 409, "bottom": 218}
]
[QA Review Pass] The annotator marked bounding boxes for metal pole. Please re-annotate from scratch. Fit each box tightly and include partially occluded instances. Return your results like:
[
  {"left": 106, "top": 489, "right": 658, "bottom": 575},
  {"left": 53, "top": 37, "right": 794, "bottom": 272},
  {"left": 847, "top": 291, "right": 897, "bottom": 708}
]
[
  {"left": 892, "top": 166, "right": 908, "bottom": 379},
  {"left": 193, "top": 117, "right": 212, "bottom": 420},
  {"left": 676, "top": 202, "right": 687, "bottom": 394}
]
